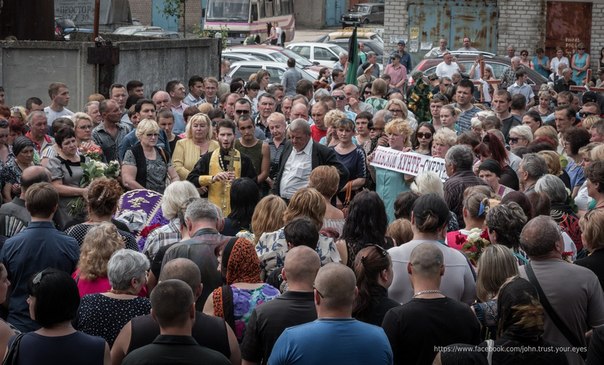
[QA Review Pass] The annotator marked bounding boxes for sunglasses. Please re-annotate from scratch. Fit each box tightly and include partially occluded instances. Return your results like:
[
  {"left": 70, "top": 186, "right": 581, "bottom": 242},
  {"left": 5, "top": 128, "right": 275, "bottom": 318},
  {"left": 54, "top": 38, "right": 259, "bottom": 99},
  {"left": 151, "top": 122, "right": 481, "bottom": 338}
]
[
  {"left": 146, "top": 133, "right": 159, "bottom": 137},
  {"left": 388, "top": 108, "right": 403, "bottom": 113},
  {"left": 364, "top": 90, "right": 372, "bottom": 95},
  {"left": 334, "top": 95, "right": 346, "bottom": 100},
  {"left": 509, "top": 137, "right": 520, "bottom": 144},
  {"left": 416, "top": 132, "right": 432, "bottom": 139},
  {"left": 235, "top": 109, "right": 250, "bottom": 114},
  {"left": 579, "top": 111, "right": 595, "bottom": 118}
]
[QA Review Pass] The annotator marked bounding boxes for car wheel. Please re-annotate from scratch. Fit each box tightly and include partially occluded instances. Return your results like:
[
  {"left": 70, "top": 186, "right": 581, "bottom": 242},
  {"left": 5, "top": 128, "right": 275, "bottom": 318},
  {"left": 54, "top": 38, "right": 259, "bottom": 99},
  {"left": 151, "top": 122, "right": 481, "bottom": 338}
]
[{"left": 363, "top": 18, "right": 369, "bottom": 26}]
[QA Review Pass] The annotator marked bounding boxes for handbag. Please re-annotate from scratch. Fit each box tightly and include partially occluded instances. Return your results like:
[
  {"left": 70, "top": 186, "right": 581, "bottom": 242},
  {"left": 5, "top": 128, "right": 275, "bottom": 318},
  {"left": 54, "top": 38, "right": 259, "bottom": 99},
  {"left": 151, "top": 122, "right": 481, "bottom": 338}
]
[
  {"left": 341, "top": 181, "right": 353, "bottom": 218},
  {"left": 2, "top": 333, "right": 25, "bottom": 365},
  {"left": 525, "top": 262, "right": 587, "bottom": 359}
]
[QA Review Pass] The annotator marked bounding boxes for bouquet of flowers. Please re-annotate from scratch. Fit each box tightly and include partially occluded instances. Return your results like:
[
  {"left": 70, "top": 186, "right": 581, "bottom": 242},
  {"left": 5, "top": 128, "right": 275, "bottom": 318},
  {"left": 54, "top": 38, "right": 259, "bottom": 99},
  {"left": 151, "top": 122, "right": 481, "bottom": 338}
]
[
  {"left": 459, "top": 228, "right": 491, "bottom": 266},
  {"left": 69, "top": 160, "right": 121, "bottom": 215},
  {"left": 79, "top": 142, "right": 104, "bottom": 161}
]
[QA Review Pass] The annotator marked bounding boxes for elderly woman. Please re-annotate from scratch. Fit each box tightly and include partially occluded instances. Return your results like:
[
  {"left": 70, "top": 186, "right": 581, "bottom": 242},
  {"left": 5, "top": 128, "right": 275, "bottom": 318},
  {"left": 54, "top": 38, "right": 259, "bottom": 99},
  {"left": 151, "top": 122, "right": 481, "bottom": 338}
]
[
  {"left": 72, "top": 223, "right": 125, "bottom": 297},
  {"left": 384, "top": 99, "right": 409, "bottom": 122},
  {"left": 535, "top": 174, "right": 583, "bottom": 254},
  {"left": 431, "top": 128, "right": 457, "bottom": 158},
  {"left": 485, "top": 202, "right": 528, "bottom": 265},
  {"left": 338, "top": 191, "right": 391, "bottom": 267},
  {"left": 65, "top": 178, "right": 138, "bottom": 250},
  {"left": 256, "top": 188, "right": 341, "bottom": 276},
  {"left": 47, "top": 127, "right": 88, "bottom": 228},
  {"left": 172, "top": 113, "right": 219, "bottom": 181},
  {"left": 143, "top": 181, "right": 200, "bottom": 257},
  {"left": 586, "top": 160, "right": 604, "bottom": 210},
  {"left": 577, "top": 208, "right": 604, "bottom": 289},
  {"left": 122, "top": 119, "right": 179, "bottom": 193},
  {"left": 75, "top": 249, "right": 151, "bottom": 347},
  {"left": 576, "top": 142, "right": 601, "bottom": 214},
  {"left": 372, "top": 118, "right": 413, "bottom": 222},
  {"left": 529, "top": 91, "right": 555, "bottom": 118},
  {"left": 352, "top": 245, "right": 398, "bottom": 326},
  {"left": 1, "top": 136, "right": 36, "bottom": 202},
  {"left": 319, "top": 109, "right": 348, "bottom": 147},
  {"left": 204, "top": 237, "right": 279, "bottom": 342},
  {"left": 508, "top": 125, "right": 533, "bottom": 152},
  {"left": 309, "top": 166, "right": 345, "bottom": 235},
  {"left": 13, "top": 269, "right": 109, "bottom": 364}
]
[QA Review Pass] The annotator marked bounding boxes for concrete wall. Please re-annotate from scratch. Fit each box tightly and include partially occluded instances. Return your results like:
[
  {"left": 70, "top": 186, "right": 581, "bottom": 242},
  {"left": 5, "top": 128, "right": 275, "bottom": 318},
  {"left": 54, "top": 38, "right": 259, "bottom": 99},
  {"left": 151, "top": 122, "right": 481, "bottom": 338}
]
[
  {"left": 293, "top": 0, "right": 325, "bottom": 28},
  {"left": 0, "top": 37, "right": 220, "bottom": 112}
]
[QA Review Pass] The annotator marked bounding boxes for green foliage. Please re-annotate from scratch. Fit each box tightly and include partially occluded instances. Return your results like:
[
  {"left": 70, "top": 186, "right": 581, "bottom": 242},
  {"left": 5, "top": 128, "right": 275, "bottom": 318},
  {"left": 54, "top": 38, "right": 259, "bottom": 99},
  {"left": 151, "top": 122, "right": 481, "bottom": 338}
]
[
  {"left": 159, "top": 0, "right": 186, "bottom": 19},
  {"left": 192, "top": 24, "right": 230, "bottom": 48}
]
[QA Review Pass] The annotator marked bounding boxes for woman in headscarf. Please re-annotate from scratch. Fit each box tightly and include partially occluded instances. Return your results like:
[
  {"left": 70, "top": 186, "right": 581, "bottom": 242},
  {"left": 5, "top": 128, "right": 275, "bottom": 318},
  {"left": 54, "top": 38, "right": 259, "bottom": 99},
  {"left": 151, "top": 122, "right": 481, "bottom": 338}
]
[
  {"left": 203, "top": 237, "right": 279, "bottom": 343},
  {"left": 435, "top": 277, "right": 569, "bottom": 365}
]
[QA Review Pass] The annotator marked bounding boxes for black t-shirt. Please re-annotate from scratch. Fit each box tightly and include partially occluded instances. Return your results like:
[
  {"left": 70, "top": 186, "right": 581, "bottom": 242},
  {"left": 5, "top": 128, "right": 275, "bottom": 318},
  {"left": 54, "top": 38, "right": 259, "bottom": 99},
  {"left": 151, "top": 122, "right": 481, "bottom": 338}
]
[
  {"left": 382, "top": 297, "right": 481, "bottom": 365},
  {"left": 241, "top": 291, "right": 317, "bottom": 365}
]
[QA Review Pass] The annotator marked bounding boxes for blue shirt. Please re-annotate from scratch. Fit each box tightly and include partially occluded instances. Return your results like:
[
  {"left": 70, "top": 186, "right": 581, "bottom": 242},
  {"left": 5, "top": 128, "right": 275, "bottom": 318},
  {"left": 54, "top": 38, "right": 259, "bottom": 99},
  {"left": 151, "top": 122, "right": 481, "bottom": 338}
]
[
  {"left": 0, "top": 221, "right": 79, "bottom": 332},
  {"left": 269, "top": 318, "right": 393, "bottom": 365}
]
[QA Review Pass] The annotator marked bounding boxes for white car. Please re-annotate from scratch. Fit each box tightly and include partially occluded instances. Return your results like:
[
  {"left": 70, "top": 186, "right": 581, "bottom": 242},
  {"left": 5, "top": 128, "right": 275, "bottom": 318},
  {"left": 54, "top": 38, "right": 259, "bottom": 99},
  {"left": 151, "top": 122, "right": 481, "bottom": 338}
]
[
  {"left": 223, "top": 45, "right": 323, "bottom": 78},
  {"left": 286, "top": 42, "right": 347, "bottom": 68},
  {"left": 227, "top": 61, "right": 316, "bottom": 84}
]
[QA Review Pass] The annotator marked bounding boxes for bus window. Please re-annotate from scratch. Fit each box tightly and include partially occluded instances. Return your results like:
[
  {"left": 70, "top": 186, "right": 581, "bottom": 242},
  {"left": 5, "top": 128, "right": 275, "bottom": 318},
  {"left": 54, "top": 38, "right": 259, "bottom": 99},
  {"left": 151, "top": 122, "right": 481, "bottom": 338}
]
[
  {"left": 265, "top": 0, "right": 273, "bottom": 17},
  {"left": 251, "top": 3, "right": 258, "bottom": 21}
]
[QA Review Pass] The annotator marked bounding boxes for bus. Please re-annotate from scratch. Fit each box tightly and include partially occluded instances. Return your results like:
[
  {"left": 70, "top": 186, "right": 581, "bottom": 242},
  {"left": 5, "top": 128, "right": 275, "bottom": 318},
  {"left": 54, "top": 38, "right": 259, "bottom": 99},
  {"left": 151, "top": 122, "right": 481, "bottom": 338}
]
[{"left": 205, "top": 0, "right": 295, "bottom": 46}]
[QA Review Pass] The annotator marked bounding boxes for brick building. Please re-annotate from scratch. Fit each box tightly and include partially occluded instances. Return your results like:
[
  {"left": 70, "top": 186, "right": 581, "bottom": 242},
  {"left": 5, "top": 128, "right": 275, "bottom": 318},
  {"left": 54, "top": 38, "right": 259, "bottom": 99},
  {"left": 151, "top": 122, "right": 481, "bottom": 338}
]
[{"left": 384, "top": 0, "right": 604, "bottom": 70}]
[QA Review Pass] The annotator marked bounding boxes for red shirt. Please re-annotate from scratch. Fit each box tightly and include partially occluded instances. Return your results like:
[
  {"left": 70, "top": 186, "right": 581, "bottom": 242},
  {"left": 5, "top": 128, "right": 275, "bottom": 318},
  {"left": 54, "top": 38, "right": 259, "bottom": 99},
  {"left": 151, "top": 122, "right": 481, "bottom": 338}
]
[{"left": 310, "top": 125, "right": 327, "bottom": 142}]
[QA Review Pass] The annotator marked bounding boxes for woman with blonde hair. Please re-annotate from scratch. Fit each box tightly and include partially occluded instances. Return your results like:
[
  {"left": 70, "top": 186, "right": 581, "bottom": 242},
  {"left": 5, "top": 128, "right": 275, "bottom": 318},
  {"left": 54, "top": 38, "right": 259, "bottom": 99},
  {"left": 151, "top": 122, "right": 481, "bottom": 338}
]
[
  {"left": 250, "top": 195, "right": 287, "bottom": 244},
  {"left": 431, "top": 128, "right": 457, "bottom": 158},
  {"left": 319, "top": 109, "right": 348, "bottom": 147},
  {"left": 255, "top": 188, "right": 341, "bottom": 277},
  {"left": 384, "top": 99, "right": 408, "bottom": 121},
  {"left": 72, "top": 112, "right": 103, "bottom": 159},
  {"left": 308, "top": 165, "right": 345, "bottom": 235},
  {"left": 372, "top": 118, "right": 413, "bottom": 222},
  {"left": 439, "top": 104, "right": 461, "bottom": 134},
  {"left": 172, "top": 113, "right": 219, "bottom": 181},
  {"left": 577, "top": 208, "right": 604, "bottom": 289},
  {"left": 576, "top": 142, "right": 601, "bottom": 214},
  {"left": 472, "top": 244, "right": 519, "bottom": 340},
  {"left": 538, "top": 150, "right": 571, "bottom": 189},
  {"left": 122, "top": 119, "right": 180, "bottom": 193},
  {"left": 73, "top": 223, "right": 125, "bottom": 297}
]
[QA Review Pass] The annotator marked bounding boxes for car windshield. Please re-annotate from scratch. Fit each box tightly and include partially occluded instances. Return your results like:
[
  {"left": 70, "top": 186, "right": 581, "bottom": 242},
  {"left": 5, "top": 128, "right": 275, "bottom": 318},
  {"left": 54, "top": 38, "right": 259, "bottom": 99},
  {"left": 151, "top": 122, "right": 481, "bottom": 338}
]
[
  {"left": 355, "top": 5, "right": 370, "bottom": 12},
  {"left": 207, "top": 0, "right": 250, "bottom": 21},
  {"left": 270, "top": 49, "right": 313, "bottom": 67},
  {"left": 329, "top": 45, "right": 346, "bottom": 54}
]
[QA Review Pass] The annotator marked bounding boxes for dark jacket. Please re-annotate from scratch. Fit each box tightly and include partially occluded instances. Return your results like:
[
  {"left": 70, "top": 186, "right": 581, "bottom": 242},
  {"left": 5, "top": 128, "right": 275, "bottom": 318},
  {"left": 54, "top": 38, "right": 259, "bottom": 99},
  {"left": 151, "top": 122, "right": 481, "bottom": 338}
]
[{"left": 272, "top": 140, "right": 349, "bottom": 196}]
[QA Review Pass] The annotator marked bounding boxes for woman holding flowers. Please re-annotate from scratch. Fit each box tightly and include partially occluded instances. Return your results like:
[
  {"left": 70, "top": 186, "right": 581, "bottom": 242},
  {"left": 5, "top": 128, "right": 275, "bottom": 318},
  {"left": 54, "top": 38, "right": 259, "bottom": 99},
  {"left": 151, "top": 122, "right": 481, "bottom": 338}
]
[
  {"left": 122, "top": 119, "right": 179, "bottom": 193},
  {"left": 73, "top": 112, "right": 104, "bottom": 161},
  {"left": 47, "top": 126, "right": 88, "bottom": 229}
]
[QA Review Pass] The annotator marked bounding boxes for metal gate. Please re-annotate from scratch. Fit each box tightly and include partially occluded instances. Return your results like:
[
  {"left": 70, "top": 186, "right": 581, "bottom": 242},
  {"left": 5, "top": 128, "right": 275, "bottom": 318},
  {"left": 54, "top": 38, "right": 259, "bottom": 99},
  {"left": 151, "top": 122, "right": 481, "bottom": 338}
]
[
  {"left": 152, "top": 0, "right": 179, "bottom": 31},
  {"left": 407, "top": 0, "right": 498, "bottom": 57},
  {"left": 325, "top": 0, "right": 346, "bottom": 27},
  {"left": 545, "top": 2, "right": 592, "bottom": 59}
]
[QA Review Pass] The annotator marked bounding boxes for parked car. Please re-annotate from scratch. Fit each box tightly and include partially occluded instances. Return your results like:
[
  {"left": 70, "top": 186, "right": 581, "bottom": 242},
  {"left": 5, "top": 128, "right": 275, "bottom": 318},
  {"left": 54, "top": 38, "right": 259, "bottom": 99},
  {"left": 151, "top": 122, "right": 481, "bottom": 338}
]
[
  {"left": 113, "top": 26, "right": 180, "bottom": 39},
  {"left": 223, "top": 45, "right": 323, "bottom": 78},
  {"left": 54, "top": 17, "right": 93, "bottom": 40},
  {"left": 410, "top": 51, "right": 548, "bottom": 95},
  {"left": 286, "top": 42, "right": 347, "bottom": 68},
  {"left": 222, "top": 53, "right": 258, "bottom": 63},
  {"left": 341, "top": 3, "right": 385, "bottom": 27},
  {"left": 227, "top": 61, "right": 316, "bottom": 84},
  {"left": 316, "top": 30, "right": 384, "bottom": 63}
]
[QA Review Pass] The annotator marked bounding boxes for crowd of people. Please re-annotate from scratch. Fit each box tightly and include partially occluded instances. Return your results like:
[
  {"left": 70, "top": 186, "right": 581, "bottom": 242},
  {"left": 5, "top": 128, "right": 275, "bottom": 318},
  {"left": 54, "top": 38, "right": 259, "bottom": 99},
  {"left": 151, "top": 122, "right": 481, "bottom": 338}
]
[{"left": 0, "top": 40, "right": 603, "bottom": 364}]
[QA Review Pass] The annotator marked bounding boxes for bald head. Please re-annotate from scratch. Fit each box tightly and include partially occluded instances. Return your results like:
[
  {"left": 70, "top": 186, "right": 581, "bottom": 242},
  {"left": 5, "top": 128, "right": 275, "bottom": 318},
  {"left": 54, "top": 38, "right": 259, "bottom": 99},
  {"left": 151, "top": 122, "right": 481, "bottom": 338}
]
[
  {"left": 159, "top": 258, "right": 202, "bottom": 297},
  {"left": 409, "top": 243, "right": 444, "bottom": 278},
  {"left": 520, "top": 215, "right": 562, "bottom": 258},
  {"left": 314, "top": 263, "right": 356, "bottom": 310},
  {"left": 152, "top": 90, "right": 170, "bottom": 111},
  {"left": 283, "top": 246, "right": 321, "bottom": 285},
  {"left": 290, "top": 103, "right": 309, "bottom": 121},
  {"left": 20, "top": 166, "right": 51, "bottom": 194}
]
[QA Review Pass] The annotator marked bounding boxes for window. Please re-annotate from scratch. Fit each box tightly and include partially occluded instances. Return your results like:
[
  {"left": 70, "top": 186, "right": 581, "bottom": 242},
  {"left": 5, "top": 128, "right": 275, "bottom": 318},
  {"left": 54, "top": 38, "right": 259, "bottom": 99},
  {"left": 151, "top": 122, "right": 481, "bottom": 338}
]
[
  {"left": 249, "top": 53, "right": 273, "bottom": 61},
  {"left": 314, "top": 47, "right": 334, "bottom": 61},
  {"left": 233, "top": 66, "right": 264, "bottom": 81},
  {"left": 292, "top": 46, "right": 310, "bottom": 59},
  {"left": 265, "top": 0, "right": 273, "bottom": 17},
  {"left": 267, "top": 67, "right": 285, "bottom": 83}
]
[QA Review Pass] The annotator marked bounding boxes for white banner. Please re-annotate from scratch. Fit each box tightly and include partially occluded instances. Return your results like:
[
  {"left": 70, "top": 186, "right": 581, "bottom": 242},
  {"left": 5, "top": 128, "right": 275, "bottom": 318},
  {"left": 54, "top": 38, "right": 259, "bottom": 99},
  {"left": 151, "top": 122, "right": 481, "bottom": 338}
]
[{"left": 370, "top": 146, "right": 448, "bottom": 181}]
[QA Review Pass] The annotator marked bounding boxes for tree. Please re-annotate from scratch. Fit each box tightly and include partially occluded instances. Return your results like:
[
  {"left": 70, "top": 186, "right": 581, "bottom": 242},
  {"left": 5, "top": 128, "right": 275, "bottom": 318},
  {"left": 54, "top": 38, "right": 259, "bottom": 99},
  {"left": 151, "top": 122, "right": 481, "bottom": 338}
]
[{"left": 159, "top": 0, "right": 187, "bottom": 38}]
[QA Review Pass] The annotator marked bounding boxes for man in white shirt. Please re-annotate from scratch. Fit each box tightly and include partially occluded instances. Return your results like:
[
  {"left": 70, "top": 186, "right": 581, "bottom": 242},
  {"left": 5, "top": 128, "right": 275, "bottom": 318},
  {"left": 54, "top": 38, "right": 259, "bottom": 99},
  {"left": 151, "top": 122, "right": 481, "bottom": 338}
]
[
  {"left": 457, "top": 37, "right": 478, "bottom": 52},
  {"left": 507, "top": 69, "right": 535, "bottom": 108},
  {"left": 273, "top": 119, "right": 348, "bottom": 200},
  {"left": 424, "top": 38, "right": 450, "bottom": 58},
  {"left": 435, "top": 52, "right": 466, "bottom": 79},
  {"left": 43, "top": 82, "right": 73, "bottom": 127}
]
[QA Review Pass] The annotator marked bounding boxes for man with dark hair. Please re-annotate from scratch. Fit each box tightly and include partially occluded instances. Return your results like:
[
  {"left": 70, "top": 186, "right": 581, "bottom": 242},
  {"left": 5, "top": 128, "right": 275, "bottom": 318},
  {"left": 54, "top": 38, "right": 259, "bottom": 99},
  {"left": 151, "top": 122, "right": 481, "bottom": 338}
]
[
  {"left": 92, "top": 99, "right": 132, "bottom": 162},
  {"left": 25, "top": 97, "right": 43, "bottom": 114},
  {"left": 187, "top": 120, "right": 257, "bottom": 216},
  {"left": 492, "top": 89, "right": 521, "bottom": 141},
  {"left": 166, "top": 80, "right": 187, "bottom": 134},
  {"left": 284, "top": 217, "right": 319, "bottom": 249},
  {"left": 555, "top": 106, "right": 577, "bottom": 134},
  {"left": 507, "top": 69, "right": 535, "bottom": 107},
  {"left": 281, "top": 58, "right": 302, "bottom": 97},
  {"left": 242, "top": 246, "right": 320, "bottom": 365},
  {"left": 118, "top": 100, "right": 170, "bottom": 161},
  {"left": 510, "top": 93, "right": 527, "bottom": 119},
  {"left": 0, "top": 182, "right": 79, "bottom": 332},
  {"left": 444, "top": 145, "right": 488, "bottom": 225},
  {"left": 184, "top": 75, "right": 204, "bottom": 106},
  {"left": 519, "top": 216, "right": 604, "bottom": 364},
  {"left": 122, "top": 279, "right": 231, "bottom": 365},
  {"left": 112, "top": 259, "right": 240, "bottom": 365},
  {"left": 44, "top": 82, "right": 73, "bottom": 126},
  {"left": 295, "top": 79, "right": 314, "bottom": 101},
  {"left": 126, "top": 80, "right": 144, "bottom": 98},
  {"left": 453, "top": 78, "right": 480, "bottom": 132},
  {"left": 268, "top": 263, "right": 393, "bottom": 365},
  {"left": 0, "top": 166, "right": 51, "bottom": 237},
  {"left": 383, "top": 243, "right": 480, "bottom": 365},
  {"left": 255, "top": 93, "right": 277, "bottom": 140}
]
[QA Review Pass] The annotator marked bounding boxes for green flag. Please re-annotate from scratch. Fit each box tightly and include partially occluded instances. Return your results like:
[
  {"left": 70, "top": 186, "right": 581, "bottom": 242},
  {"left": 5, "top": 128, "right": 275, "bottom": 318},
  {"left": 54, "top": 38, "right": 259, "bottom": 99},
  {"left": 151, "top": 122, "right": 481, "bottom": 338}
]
[{"left": 346, "top": 26, "right": 359, "bottom": 86}]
